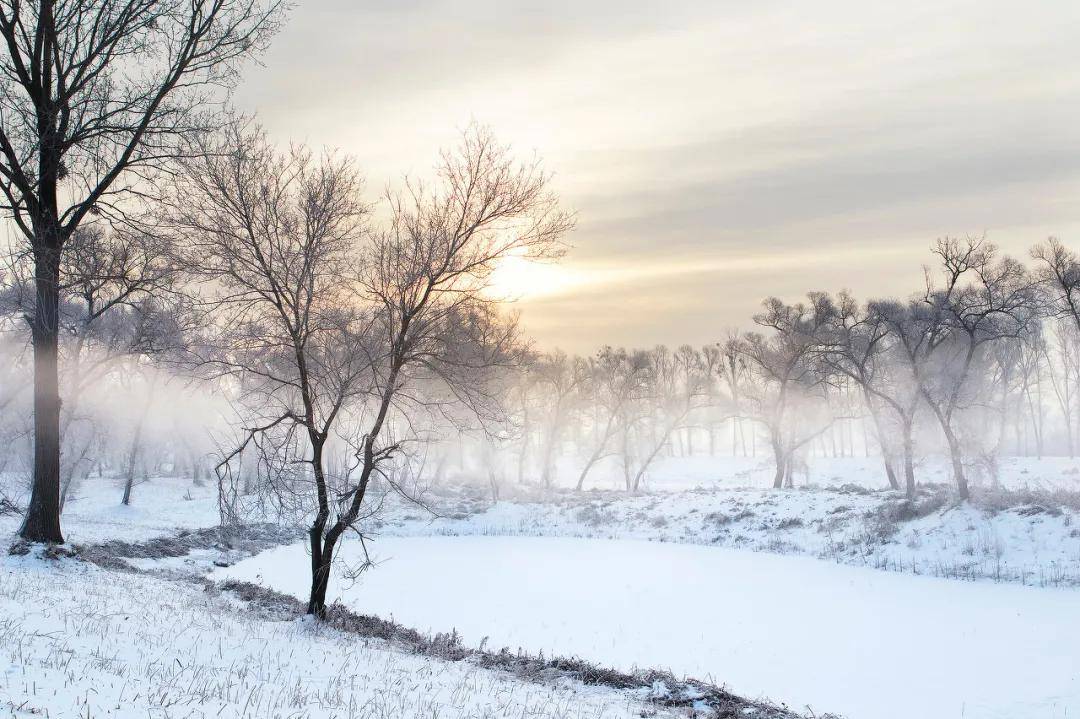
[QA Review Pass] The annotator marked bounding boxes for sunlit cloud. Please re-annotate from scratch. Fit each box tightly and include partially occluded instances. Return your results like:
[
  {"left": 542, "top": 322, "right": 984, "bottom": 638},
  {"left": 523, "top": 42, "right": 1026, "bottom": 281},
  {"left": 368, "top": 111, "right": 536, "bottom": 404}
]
[{"left": 236, "top": 0, "right": 1080, "bottom": 350}]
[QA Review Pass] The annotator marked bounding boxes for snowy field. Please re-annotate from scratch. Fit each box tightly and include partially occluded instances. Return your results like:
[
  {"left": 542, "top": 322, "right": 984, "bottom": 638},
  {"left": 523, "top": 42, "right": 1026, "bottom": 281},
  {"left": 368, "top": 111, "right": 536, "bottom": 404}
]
[
  {"left": 2, "top": 455, "right": 1080, "bottom": 718},
  {"left": 386, "top": 481, "right": 1080, "bottom": 586},
  {"left": 0, "top": 548, "right": 674, "bottom": 719},
  {"left": 0, "top": 473, "right": 221, "bottom": 544},
  {"left": 216, "top": 534, "right": 1080, "bottom": 719}
]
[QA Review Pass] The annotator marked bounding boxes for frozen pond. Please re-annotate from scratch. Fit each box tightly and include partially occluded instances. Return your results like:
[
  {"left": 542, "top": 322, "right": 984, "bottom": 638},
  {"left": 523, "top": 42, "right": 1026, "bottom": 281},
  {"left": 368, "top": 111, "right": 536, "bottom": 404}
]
[{"left": 216, "top": 535, "right": 1079, "bottom": 719}]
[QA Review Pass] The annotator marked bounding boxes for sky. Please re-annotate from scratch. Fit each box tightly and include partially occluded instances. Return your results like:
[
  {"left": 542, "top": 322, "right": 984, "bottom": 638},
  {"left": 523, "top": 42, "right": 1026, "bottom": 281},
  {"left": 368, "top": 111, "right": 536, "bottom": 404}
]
[{"left": 235, "top": 0, "right": 1080, "bottom": 351}]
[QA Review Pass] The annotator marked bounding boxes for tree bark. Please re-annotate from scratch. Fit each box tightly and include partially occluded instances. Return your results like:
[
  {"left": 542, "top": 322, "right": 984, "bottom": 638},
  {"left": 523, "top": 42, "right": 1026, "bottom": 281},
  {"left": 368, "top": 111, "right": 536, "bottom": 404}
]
[
  {"left": 771, "top": 436, "right": 786, "bottom": 489},
  {"left": 902, "top": 421, "right": 916, "bottom": 498},
  {"left": 306, "top": 438, "right": 332, "bottom": 617},
  {"left": 943, "top": 427, "right": 970, "bottom": 500},
  {"left": 307, "top": 528, "right": 333, "bottom": 617},
  {"left": 21, "top": 233, "right": 64, "bottom": 544},
  {"left": 122, "top": 375, "right": 156, "bottom": 505}
]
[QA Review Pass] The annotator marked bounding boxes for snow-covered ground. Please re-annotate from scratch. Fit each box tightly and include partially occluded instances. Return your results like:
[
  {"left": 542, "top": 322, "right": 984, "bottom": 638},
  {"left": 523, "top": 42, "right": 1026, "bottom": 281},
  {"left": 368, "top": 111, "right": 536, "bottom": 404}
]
[
  {"left": 383, "top": 482, "right": 1080, "bottom": 586},
  {"left": 0, "top": 548, "right": 683, "bottom": 719},
  {"left": 216, "top": 534, "right": 1080, "bottom": 719},
  {"left": 0, "top": 473, "right": 220, "bottom": 543},
  {"left": 3, "top": 454, "right": 1080, "bottom": 718}
]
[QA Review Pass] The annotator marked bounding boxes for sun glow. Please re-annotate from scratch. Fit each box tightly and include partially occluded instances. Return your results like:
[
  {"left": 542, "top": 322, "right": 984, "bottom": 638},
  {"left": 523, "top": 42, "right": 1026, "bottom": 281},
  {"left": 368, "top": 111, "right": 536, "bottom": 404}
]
[{"left": 485, "top": 253, "right": 583, "bottom": 301}]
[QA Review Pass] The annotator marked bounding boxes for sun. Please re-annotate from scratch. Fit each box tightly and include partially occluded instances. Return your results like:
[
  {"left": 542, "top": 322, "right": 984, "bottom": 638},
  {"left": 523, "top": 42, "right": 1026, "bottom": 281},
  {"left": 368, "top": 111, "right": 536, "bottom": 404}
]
[{"left": 485, "top": 252, "right": 579, "bottom": 302}]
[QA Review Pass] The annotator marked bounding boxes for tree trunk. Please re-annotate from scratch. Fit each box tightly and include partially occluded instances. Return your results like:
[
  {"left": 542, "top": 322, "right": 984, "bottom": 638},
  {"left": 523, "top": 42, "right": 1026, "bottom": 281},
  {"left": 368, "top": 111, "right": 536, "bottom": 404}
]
[
  {"left": 621, "top": 428, "right": 633, "bottom": 491},
  {"left": 307, "top": 439, "right": 332, "bottom": 617},
  {"left": 943, "top": 428, "right": 969, "bottom": 500},
  {"left": 576, "top": 447, "right": 604, "bottom": 491},
  {"left": 1066, "top": 411, "right": 1076, "bottom": 460},
  {"left": 862, "top": 389, "right": 900, "bottom": 491},
  {"left": 21, "top": 235, "right": 64, "bottom": 544},
  {"left": 122, "top": 376, "right": 155, "bottom": 506},
  {"left": 903, "top": 443, "right": 916, "bottom": 498},
  {"left": 121, "top": 439, "right": 141, "bottom": 506},
  {"left": 307, "top": 528, "right": 333, "bottom": 617},
  {"left": 771, "top": 436, "right": 786, "bottom": 489},
  {"left": 540, "top": 421, "right": 559, "bottom": 489},
  {"left": 882, "top": 455, "right": 899, "bottom": 491}
]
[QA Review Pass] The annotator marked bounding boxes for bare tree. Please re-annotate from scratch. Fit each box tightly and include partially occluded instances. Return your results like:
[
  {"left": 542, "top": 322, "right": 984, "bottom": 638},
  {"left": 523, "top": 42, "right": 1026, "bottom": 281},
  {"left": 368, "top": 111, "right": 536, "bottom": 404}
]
[
  {"left": 0, "top": 0, "right": 284, "bottom": 543},
  {"left": 531, "top": 350, "right": 584, "bottom": 489},
  {"left": 179, "top": 124, "right": 570, "bottom": 617},
  {"left": 739, "top": 294, "right": 837, "bottom": 489},
  {"left": 714, "top": 334, "right": 751, "bottom": 457},
  {"left": 824, "top": 292, "right": 925, "bottom": 494},
  {"left": 1042, "top": 318, "right": 1079, "bottom": 457},
  {"left": 299, "top": 126, "right": 571, "bottom": 616},
  {"left": 1032, "top": 238, "right": 1080, "bottom": 332},
  {"left": 574, "top": 347, "right": 649, "bottom": 491},
  {"left": 169, "top": 123, "right": 373, "bottom": 607},
  {"left": 889, "top": 238, "right": 1038, "bottom": 499}
]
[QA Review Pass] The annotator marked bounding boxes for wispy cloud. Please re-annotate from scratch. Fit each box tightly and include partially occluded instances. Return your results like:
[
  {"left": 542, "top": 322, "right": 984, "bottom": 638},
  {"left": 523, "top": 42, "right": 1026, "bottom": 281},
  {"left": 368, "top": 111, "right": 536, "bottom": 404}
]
[{"left": 237, "top": 0, "right": 1080, "bottom": 349}]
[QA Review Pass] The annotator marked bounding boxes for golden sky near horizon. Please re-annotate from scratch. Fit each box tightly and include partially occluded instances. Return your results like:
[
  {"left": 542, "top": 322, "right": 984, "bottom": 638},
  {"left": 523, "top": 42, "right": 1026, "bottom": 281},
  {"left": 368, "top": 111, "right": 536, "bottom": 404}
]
[{"left": 235, "top": 0, "right": 1080, "bottom": 351}]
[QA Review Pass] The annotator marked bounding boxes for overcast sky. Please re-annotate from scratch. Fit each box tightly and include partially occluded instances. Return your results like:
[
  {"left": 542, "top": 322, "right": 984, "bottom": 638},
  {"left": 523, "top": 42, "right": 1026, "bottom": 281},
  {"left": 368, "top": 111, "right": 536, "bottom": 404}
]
[{"left": 235, "top": 0, "right": 1080, "bottom": 351}]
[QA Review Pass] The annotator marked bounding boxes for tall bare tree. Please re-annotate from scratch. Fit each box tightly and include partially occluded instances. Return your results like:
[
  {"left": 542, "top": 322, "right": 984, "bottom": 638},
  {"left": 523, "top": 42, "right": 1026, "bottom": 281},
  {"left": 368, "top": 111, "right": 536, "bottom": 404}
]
[
  {"left": 300, "top": 127, "right": 570, "bottom": 616},
  {"left": 885, "top": 238, "right": 1037, "bottom": 499},
  {"left": 0, "top": 0, "right": 284, "bottom": 543},
  {"left": 179, "top": 125, "right": 570, "bottom": 617},
  {"left": 169, "top": 123, "right": 371, "bottom": 587}
]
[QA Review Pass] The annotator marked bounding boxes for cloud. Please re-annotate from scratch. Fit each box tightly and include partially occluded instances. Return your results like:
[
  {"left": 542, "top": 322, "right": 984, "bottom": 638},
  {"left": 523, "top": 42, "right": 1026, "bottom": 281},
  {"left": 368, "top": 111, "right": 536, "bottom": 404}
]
[{"left": 236, "top": 0, "right": 1080, "bottom": 350}]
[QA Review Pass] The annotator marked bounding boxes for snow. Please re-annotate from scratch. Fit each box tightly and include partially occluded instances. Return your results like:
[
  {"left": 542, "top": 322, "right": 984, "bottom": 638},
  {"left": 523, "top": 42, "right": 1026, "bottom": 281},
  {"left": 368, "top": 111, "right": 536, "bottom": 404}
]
[
  {"left": 4, "top": 454, "right": 1080, "bottom": 718},
  {"left": 0, "top": 472, "right": 220, "bottom": 544},
  {"left": 217, "top": 534, "right": 1080, "bottom": 719},
  {"left": 380, "top": 484, "right": 1080, "bottom": 586},
  {"left": 0, "top": 548, "right": 672, "bottom": 719}
]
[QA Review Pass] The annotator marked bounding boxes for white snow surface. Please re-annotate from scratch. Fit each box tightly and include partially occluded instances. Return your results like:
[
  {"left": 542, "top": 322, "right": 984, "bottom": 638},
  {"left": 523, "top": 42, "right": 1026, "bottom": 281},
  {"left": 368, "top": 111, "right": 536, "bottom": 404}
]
[
  {"left": 4, "top": 455, "right": 1080, "bottom": 718},
  {"left": 0, "top": 473, "right": 220, "bottom": 543},
  {"left": 382, "top": 484, "right": 1080, "bottom": 586},
  {"left": 0, "top": 548, "right": 673, "bottom": 719},
  {"left": 217, "top": 534, "right": 1080, "bottom": 719}
]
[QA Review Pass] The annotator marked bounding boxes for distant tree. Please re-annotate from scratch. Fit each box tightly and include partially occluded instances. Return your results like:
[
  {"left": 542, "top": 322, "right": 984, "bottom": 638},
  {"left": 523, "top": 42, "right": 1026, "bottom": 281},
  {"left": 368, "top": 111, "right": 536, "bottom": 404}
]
[
  {"left": 739, "top": 294, "right": 837, "bottom": 489},
  {"left": 887, "top": 238, "right": 1038, "bottom": 499},
  {"left": 1, "top": 225, "right": 191, "bottom": 507},
  {"left": 532, "top": 350, "right": 585, "bottom": 489},
  {"left": 574, "top": 347, "right": 649, "bottom": 491},
  {"left": 823, "top": 292, "right": 922, "bottom": 494},
  {"left": 714, "top": 334, "right": 752, "bottom": 457},
  {"left": 1041, "top": 318, "right": 1079, "bottom": 457},
  {"left": 1032, "top": 238, "right": 1080, "bottom": 332}
]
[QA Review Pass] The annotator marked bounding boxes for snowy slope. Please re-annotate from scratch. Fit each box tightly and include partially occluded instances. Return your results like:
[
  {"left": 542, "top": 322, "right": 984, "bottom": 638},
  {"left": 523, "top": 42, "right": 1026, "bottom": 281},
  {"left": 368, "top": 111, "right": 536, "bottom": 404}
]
[{"left": 380, "top": 484, "right": 1080, "bottom": 586}]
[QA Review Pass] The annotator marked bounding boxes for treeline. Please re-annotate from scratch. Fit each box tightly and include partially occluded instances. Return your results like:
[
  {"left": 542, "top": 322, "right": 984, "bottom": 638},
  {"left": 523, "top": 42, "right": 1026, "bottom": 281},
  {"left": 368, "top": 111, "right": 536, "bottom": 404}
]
[{"left": 498, "top": 238, "right": 1080, "bottom": 500}]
